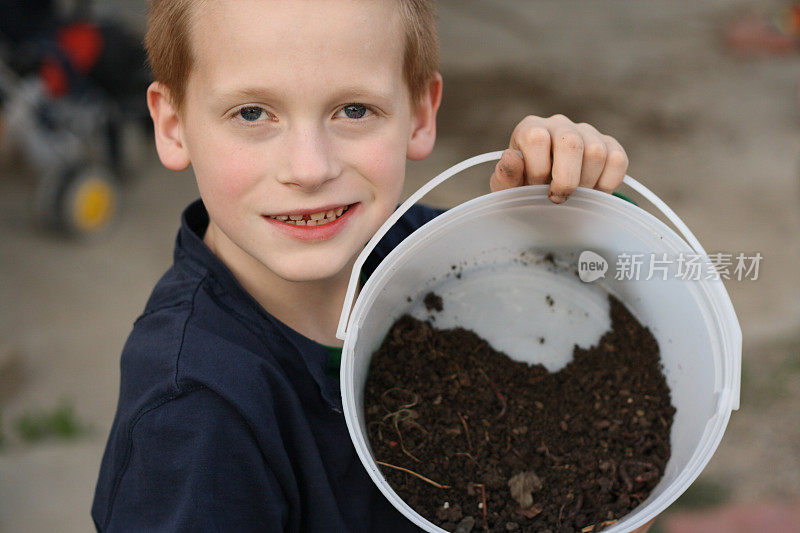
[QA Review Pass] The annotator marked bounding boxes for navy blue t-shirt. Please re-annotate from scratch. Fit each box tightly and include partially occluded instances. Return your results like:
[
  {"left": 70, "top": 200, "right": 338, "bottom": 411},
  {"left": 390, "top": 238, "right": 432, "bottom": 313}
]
[{"left": 92, "top": 199, "right": 444, "bottom": 532}]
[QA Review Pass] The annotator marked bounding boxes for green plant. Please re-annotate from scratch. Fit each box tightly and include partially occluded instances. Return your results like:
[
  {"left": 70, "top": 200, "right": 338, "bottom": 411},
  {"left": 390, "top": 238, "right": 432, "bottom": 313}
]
[{"left": 14, "top": 399, "right": 87, "bottom": 443}]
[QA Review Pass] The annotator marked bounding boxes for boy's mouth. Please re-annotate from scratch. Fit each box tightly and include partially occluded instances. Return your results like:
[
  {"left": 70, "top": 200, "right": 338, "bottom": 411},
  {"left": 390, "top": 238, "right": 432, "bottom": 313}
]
[{"left": 266, "top": 204, "right": 352, "bottom": 226}]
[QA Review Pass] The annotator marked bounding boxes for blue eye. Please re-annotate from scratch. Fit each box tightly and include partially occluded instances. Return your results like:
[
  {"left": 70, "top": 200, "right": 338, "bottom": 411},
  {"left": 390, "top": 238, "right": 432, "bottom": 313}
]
[
  {"left": 343, "top": 104, "right": 367, "bottom": 119},
  {"left": 239, "top": 107, "right": 264, "bottom": 122}
]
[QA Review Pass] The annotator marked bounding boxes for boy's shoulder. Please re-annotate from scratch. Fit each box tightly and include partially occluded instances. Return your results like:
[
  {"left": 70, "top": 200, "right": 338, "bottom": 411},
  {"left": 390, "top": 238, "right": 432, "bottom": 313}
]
[{"left": 115, "top": 202, "right": 282, "bottom": 419}]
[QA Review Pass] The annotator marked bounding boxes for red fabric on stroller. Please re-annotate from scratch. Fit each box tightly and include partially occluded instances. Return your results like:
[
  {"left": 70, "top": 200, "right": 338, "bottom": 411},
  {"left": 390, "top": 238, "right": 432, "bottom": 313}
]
[{"left": 40, "top": 22, "right": 104, "bottom": 97}]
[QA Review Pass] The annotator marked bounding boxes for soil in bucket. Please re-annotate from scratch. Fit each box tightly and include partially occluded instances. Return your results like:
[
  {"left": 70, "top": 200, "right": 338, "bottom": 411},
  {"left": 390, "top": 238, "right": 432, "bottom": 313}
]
[{"left": 364, "top": 293, "right": 676, "bottom": 533}]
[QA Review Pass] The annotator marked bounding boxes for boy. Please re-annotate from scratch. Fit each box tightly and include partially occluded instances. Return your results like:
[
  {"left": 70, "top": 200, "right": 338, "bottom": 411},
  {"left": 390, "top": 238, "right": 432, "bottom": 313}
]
[{"left": 92, "top": 0, "right": 639, "bottom": 531}]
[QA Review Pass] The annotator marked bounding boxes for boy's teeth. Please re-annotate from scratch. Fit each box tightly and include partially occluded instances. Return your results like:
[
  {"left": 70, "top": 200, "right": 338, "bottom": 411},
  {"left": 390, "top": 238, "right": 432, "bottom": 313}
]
[{"left": 269, "top": 204, "right": 351, "bottom": 225}]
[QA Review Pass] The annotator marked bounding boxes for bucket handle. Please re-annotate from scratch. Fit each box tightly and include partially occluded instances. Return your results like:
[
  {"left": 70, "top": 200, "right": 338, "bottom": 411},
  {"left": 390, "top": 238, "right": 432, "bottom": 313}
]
[{"left": 336, "top": 150, "right": 709, "bottom": 340}]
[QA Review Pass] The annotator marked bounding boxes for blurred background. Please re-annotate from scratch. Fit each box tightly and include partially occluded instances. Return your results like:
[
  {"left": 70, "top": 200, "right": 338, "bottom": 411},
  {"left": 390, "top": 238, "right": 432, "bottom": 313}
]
[{"left": 1, "top": 0, "right": 799, "bottom": 531}]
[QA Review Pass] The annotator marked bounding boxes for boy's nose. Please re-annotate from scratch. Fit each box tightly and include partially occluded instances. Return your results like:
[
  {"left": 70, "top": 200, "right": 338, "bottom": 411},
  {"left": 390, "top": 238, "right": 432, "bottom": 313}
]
[{"left": 280, "top": 126, "right": 340, "bottom": 191}]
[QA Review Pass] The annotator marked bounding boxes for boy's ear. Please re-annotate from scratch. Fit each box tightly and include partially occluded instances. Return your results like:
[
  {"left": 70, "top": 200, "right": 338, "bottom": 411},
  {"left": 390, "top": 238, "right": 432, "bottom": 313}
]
[
  {"left": 406, "top": 73, "right": 443, "bottom": 161},
  {"left": 147, "top": 82, "right": 191, "bottom": 171}
]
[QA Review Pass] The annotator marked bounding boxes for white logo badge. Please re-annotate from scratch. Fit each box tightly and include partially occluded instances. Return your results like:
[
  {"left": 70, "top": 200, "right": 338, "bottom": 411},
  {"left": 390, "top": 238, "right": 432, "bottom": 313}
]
[{"left": 578, "top": 251, "right": 608, "bottom": 282}]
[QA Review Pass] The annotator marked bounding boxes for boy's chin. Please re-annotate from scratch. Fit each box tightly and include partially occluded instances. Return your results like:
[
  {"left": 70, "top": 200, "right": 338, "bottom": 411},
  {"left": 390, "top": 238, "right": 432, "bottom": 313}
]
[{"left": 269, "top": 258, "right": 353, "bottom": 284}]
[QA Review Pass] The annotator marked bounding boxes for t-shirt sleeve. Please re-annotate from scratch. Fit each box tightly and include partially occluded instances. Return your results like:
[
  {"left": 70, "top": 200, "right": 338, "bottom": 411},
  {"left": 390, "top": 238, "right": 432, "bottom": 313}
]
[{"left": 98, "top": 387, "right": 288, "bottom": 532}]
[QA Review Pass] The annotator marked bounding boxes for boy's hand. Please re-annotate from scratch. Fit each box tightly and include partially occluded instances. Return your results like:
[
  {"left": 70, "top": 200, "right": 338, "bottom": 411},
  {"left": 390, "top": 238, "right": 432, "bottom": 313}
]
[{"left": 489, "top": 114, "right": 629, "bottom": 203}]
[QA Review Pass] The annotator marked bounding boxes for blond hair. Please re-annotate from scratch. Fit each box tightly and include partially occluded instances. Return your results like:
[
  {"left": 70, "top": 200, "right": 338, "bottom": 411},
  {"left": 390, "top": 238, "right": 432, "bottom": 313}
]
[{"left": 144, "top": 0, "right": 439, "bottom": 113}]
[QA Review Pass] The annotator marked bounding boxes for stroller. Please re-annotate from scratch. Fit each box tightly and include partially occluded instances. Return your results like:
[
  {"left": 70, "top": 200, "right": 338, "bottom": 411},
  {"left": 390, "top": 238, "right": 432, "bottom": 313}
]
[{"left": 0, "top": 0, "right": 151, "bottom": 236}]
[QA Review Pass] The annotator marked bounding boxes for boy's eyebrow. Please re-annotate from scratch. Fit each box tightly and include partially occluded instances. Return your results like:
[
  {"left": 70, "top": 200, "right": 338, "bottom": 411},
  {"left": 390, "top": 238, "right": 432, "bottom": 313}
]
[
  {"left": 212, "top": 87, "right": 280, "bottom": 101},
  {"left": 213, "top": 85, "right": 395, "bottom": 104},
  {"left": 329, "top": 86, "right": 395, "bottom": 102}
]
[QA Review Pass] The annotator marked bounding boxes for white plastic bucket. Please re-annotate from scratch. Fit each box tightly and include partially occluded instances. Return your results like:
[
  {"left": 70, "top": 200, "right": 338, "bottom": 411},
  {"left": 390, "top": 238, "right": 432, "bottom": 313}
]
[{"left": 336, "top": 152, "right": 741, "bottom": 532}]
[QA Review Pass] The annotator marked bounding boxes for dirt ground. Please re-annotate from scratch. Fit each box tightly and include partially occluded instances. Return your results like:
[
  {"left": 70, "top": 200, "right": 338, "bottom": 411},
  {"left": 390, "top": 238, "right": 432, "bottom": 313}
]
[{"left": 1, "top": 1, "right": 799, "bottom": 531}]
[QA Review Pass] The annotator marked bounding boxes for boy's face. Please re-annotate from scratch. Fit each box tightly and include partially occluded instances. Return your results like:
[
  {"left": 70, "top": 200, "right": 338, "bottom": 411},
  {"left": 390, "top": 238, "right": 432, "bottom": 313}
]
[{"left": 169, "top": 0, "right": 439, "bottom": 283}]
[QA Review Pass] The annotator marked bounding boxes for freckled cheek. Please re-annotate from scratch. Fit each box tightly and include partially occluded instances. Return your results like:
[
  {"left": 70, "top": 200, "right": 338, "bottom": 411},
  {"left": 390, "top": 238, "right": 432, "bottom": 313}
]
[
  {"left": 347, "top": 137, "right": 407, "bottom": 203},
  {"left": 192, "top": 136, "right": 264, "bottom": 207}
]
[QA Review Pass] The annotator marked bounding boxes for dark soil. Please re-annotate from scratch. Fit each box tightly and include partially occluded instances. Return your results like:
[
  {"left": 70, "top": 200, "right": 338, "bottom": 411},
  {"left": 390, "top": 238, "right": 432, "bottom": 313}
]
[
  {"left": 364, "top": 295, "right": 675, "bottom": 532},
  {"left": 424, "top": 292, "right": 445, "bottom": 313}
]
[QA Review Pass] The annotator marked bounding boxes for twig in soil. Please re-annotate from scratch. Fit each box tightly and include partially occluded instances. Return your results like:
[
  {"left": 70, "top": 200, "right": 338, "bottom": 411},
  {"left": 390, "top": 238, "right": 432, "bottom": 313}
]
[
  {"left": 389, "top": 412, "right": 421, "bottom": 463},
  {"left": 457, "top": 411, "right": 472, "bottom": 451},
  {"left": 381, "top": 407, "right": 418, "bottom": 422},
  {"left": 476, "top": 367, "right": 494, "bottom": 387},
  {"left": 581, "top": 519, "right": 618, "bottom": 532},
  {"left": 473, "top": 482, "right": 488, "bottom": 531},
  {"left": 496, "top": 392, "right": 507, "bottom": 419},
  {"left": 381, "top": 387, "right": 420, "bottom": 411},
  {"left": 375, "top": 460, "right": 451, "bottom": 489},
  {"left": 368, "top": 420, "right": 386, "bottom": 442},
  {"left": 569, "top": 493, "right": 584, "bottom": 520},
  {"left": 619, "top": 464, "right": 632, "bottom": 492},
  {"left": 476, "top": 367, "right": 508, "bottom": 419},
  {"left": 381, "top": 409, "right": 426, "bottom": 463}
]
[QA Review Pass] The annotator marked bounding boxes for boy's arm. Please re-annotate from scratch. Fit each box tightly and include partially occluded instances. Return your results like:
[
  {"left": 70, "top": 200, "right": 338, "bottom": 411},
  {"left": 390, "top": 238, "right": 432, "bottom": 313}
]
[
  {"left": 489, "top": 114, "right": 629, "bottom": 202},
  {"left": 94, "top": 387, "right": 289, "bottom": 532}
]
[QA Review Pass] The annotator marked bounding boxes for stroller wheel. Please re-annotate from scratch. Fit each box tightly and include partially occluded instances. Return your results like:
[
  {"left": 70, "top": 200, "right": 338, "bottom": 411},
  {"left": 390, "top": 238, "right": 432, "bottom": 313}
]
[{"left": 57, "top": 166, "right": 119, "bottom": 237}]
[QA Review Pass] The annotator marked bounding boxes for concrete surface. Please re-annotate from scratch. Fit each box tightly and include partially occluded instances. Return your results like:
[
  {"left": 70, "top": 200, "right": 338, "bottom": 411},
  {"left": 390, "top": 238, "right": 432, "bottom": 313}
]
[{"left": 1, "top": 1, "right": 799, "bottom": 531}]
